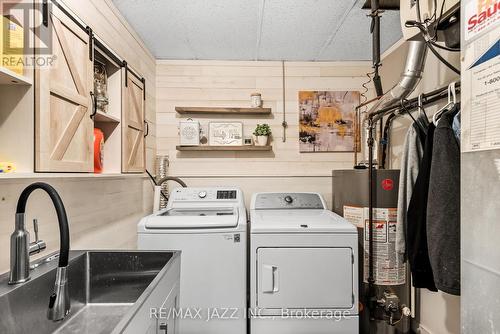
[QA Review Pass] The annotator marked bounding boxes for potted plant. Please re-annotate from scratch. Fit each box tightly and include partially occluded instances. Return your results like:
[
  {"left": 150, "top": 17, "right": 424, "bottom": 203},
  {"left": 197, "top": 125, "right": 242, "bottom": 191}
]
[{"left": 253, "top": 124, "right": 271, "bottom": 146}]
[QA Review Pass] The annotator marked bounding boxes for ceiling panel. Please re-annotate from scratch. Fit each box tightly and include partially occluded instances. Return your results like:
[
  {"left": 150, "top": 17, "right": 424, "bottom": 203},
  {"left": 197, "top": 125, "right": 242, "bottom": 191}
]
[
  {"left": 112, "top": 0, "right": 403, "bottom": 61},
  {"left": 112, "top": 0, "right": 195, "bottom": 58},
  {"left": 317, "top": 3, "right": 403, "bottom": 61},
  {"left": 257, "top": 0, "right": 357, "bottom": 60},
  {"left": 179, "top": 1, "right": 261, "bottom": 60}
]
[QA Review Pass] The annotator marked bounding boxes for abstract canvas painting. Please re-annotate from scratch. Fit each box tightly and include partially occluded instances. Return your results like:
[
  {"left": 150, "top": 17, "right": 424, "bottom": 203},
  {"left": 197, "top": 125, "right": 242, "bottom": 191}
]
[{"left": 299, "top": 91, "right": 360, "bottom": 152}]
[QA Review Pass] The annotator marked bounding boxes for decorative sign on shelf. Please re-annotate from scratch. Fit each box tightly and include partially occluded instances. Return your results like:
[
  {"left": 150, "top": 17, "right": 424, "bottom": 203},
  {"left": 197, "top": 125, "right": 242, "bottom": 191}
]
[
  {"left": 179, "top": 119, "right": 201, "bottom": 146},
  {"left": 298, "top": 91, "right": 360, "bottom": 152},
  {"left": 209, "top": 122, "right": 243, "bottom": 146}
]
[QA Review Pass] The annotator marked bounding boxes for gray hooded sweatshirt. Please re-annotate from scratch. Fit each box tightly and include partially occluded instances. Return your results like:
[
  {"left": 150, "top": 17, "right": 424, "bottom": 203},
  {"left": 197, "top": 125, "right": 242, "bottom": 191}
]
[{"left": 396, "top": 115, "right": 427, "bottom": 256}]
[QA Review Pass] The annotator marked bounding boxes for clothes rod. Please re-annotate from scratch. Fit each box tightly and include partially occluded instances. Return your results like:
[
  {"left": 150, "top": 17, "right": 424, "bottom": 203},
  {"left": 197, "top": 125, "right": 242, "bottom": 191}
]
[{"left": 368, "top": 81, "right": 461, "bottom": 120}]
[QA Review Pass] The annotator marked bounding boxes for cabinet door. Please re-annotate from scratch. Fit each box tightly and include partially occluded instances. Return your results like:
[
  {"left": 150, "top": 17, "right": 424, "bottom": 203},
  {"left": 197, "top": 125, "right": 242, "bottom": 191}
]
[
  {"left": 122, "top": 72, "right": 145, "bottom": 173},
  {"left": 157, "top": 292, "right": 179, "bottom": 334},
  {"left": 35, "top": 5, "right": 94, "bottom": 172}
]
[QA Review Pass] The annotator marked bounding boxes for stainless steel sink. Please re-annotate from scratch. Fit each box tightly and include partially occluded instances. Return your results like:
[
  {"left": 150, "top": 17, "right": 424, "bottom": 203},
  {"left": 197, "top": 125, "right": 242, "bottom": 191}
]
[{"left": 0, "top": 250, "right": 178, "bottom": 334}]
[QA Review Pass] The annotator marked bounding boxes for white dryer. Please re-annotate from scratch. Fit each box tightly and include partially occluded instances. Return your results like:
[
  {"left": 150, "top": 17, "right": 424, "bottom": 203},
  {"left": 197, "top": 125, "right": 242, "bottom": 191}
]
[
  {"left": 138, "top": 187, "right": 247, "bottom": 334},
  {"left": 249, "top": 192, "right": 359, "bottom": 334}
]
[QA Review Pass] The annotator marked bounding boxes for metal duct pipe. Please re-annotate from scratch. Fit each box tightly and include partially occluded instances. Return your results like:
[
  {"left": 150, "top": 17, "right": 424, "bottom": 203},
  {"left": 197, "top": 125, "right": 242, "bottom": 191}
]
[{"left": 367, "top": 40, "right": 428, "bottom": 123}]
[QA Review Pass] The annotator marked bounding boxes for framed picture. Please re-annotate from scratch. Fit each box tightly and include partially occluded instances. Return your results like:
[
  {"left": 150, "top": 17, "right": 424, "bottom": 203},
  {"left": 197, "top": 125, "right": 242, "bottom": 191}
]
[
  {"left": 298, "top": 91, "right": 360, "bottom": 152},
  {"left": 209, "top": 122, "right": 243, "bottom": 146}
]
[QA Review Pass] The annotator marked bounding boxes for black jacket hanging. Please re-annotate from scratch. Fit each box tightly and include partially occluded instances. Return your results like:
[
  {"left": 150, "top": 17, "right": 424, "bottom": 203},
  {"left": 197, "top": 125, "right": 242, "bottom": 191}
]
[
  {"left": 406, "top": 123, "right": 438, "bottom": 292},
  {"left": 427, "top": 104, "right": 461, "bottom": 295}
]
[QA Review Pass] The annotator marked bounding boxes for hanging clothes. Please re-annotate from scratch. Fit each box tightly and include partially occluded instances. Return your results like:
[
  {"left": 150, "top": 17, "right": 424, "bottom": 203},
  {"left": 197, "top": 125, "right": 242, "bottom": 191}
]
[
  {"left": 452, "top": 111, "right": 461, "bottom": 144},
  {"left": 406, "top": 122, "right": 438, "bottom": 292},
  {"left": 396, "top": 112, "right": 428, "bottom": 258},
  {"left": 427, "top": 103, "right": 461, "bottom": 296}
]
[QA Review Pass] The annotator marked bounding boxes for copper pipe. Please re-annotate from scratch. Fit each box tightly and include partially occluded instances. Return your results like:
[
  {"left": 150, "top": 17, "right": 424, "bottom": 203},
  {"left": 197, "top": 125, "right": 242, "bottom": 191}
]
[{"left": 355, "top": 95, "right": 383, "bottom": 111}]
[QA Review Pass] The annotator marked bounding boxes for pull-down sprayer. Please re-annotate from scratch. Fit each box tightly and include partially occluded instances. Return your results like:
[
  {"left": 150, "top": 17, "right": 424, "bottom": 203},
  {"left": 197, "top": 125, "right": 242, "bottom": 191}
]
[{"left": 9, "top": 182, "right": 71, "bottom": 321}]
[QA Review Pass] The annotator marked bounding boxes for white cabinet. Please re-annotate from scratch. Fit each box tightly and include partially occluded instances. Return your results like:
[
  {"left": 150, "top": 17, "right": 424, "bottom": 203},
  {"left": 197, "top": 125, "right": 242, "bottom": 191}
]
[
  {"left": 156, "top": 289, "right": 179, "bottom": 334},
  {"left": 119, "top": 255, "right": 180, "bottom": 334}
]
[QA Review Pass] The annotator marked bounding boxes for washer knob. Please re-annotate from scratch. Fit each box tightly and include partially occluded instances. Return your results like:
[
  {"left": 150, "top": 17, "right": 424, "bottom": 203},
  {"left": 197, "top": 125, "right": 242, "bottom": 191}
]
[
  {"left": 198, "top": 191, "right": 207, "bottom": 199},
  {"left": 284, "top": 195, "right": 293, "bottom": 204}
]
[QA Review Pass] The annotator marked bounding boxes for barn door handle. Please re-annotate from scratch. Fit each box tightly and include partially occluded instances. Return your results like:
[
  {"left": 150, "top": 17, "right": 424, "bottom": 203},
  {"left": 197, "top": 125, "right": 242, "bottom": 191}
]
[
  {"left": 42, "top": 0, "right": 48, "bottom": 27},
  {"left": 144, "top": 120, "right": 149, "bottom": 138},
  {"left": 90, "top": 91, "right": 97, "bottom": 118}
]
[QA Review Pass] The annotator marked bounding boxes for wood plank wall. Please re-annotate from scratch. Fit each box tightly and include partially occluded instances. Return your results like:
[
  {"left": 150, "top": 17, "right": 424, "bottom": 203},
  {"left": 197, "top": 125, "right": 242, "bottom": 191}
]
[
  {"left": 0, "top": 176, "right": 149, "bottom": 273},
  {"left": 156, "top": 60, "right": 374, "bottom": 207},
  {"left": 63, "top": 0, "right": 157, "bottom": 171},
  {"left": 0, "top": 0, "right": 157, "bottom": 273}
]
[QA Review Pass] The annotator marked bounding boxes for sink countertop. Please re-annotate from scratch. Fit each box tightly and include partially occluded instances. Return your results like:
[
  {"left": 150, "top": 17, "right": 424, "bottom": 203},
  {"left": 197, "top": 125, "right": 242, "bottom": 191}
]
[
  {"left": 0, "top": 250, "right": 87, "bottom": 296},
  {"left": 0, "top": 250, "right": 181, "bottom": 334}
]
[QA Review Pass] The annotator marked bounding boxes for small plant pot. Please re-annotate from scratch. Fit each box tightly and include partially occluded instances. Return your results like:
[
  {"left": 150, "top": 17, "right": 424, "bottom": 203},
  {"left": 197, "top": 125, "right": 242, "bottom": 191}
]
[{"left": 255, "top": 135, "right": 268, "bottom": 146}]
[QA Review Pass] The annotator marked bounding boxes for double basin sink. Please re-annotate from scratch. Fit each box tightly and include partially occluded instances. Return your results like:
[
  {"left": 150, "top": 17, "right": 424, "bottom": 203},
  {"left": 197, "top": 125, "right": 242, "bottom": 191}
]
[{"left": 0, "top": 250, "right": 179, "bottom": 334}]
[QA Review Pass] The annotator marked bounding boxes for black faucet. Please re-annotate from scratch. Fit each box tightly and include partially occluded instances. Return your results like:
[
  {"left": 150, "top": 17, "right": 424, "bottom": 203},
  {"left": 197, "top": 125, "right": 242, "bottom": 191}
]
[{"left": 10, "top": 182, "right": 70, "bottom": 321}]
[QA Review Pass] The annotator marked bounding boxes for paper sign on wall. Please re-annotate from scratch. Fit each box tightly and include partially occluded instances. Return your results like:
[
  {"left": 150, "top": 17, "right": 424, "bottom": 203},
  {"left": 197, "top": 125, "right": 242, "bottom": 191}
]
[
  {"left": 463, "top": 37, "right": 500, "bottom": 152},
  {"left": 465, "top": 0, "right": 500, "bottom": 41}
]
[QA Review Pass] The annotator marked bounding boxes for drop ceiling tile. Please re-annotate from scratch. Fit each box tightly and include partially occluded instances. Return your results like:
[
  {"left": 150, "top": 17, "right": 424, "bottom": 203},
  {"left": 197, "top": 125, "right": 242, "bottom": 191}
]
[
  {"left": 113, "top": 0, "right": 196, "bottom": 59},
  {"left": 179, "top": 0, "right": 261, "bottom": 60},
  {"left": 317, "top": 4, "right": 402, "bottom": 61},
  {"left": 380, "top": 11, "right": 404, "bottom": 51},
  {"left": 257, "top": 0, "right": 357, "bottom": 60},
  {"left": 112, "top": 0, "right": 403, "bottom": 61}
]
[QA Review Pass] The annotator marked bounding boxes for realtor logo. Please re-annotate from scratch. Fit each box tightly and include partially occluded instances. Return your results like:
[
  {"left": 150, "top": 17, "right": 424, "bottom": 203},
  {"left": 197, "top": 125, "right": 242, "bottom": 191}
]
[{"left": 2, "top": 1, "right": 54, "bottom": 70}]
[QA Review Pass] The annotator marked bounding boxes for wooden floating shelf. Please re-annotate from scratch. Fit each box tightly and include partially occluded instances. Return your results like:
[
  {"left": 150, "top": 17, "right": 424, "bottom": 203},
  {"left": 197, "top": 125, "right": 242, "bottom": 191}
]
[
  {"left": 94, "top": 111, "right": 120, "bottom": 123},
  {"left": 175, "top": 107, "right": 272, "bottom": 115},
  {"left": 176, "top": 145, "right": 272, "bottom": 151},
  {"left": 0, "top": 173, "right": 147, "bottom": 179},
  {"left": 0, "top": 67, "right": 32, "bottom": 86}
]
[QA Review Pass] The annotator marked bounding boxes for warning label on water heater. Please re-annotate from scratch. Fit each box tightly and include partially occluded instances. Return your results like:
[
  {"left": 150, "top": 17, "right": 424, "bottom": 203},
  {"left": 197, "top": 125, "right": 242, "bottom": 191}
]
[{"left": 343, "top": 206, "right": 406, "bottom": 286}]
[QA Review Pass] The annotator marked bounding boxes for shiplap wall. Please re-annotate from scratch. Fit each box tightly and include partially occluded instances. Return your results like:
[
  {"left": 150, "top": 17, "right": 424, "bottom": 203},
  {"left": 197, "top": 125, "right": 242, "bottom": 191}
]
[
  {"left": 0, "top": 0, "right": 156, "bottom": 274},
  {"left": 63, "top": 0, "right": 157, "bottom": 169},
  {"left": 156, "top": 60, "right": 374, "bottom": 207},
  {"left": 0, "top": 176, "right": 150, "bottom": 273}
]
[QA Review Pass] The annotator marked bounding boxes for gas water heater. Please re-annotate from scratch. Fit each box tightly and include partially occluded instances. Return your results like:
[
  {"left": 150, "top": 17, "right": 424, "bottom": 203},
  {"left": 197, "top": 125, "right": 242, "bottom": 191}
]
[{"left": 332, "top": 169, "right": 411, "bottom": 334}]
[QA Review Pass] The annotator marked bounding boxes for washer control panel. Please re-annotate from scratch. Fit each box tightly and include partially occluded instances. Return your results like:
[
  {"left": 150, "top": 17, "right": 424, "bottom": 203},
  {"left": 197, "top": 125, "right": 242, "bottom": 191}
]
[
  {"left": 254, "top": 193, "right": 325, "bottom": 210},
  {"left": 171, "top": 188, "right": 239, "bottom": 201}
]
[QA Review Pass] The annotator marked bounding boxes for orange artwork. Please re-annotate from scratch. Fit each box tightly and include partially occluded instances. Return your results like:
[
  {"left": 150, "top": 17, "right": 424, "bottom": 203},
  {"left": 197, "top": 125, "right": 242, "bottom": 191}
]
[{"left": 299, "top": 91, "right": 360, "bottom": 152}]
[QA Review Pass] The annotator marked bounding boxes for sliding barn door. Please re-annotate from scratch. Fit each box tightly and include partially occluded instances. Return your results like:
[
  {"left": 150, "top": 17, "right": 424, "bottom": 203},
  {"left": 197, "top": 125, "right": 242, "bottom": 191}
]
[
  {"left": 35, "top": 5, "right": 94, "bottom": 172},
  {"left": 122, "top": 72, "right": 145, "bottom": 173}
]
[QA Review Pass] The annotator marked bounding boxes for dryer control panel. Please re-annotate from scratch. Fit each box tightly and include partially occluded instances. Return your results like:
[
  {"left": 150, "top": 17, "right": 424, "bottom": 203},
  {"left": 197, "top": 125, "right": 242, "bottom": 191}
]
[{"left": 253, "top": 193, "right": 325, "bottom": 210}]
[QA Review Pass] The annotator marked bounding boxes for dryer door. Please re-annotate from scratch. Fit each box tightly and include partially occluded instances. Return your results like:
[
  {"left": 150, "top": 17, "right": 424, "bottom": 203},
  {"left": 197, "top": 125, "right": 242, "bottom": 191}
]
[{"left": 256, "top": 247, "right": 353, "bottom": 309}]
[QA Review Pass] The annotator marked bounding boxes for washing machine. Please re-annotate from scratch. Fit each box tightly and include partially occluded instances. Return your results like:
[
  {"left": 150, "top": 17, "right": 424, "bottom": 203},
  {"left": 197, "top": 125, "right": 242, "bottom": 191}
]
[
  {"left": 138, "top": 187, "right": 247, "bottom": 334},
  {"left": 249, "top": 192, "right": 359, "bottom": 334}
]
